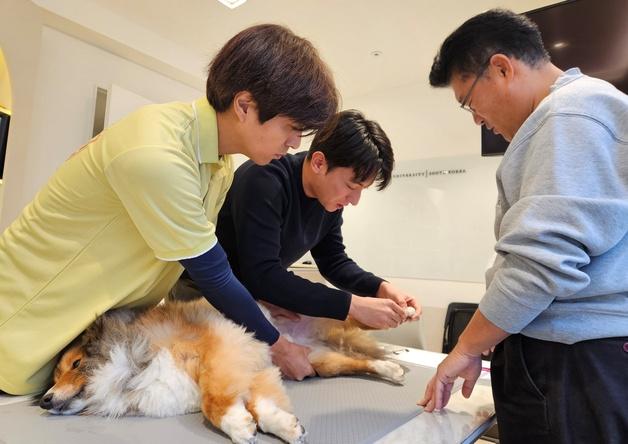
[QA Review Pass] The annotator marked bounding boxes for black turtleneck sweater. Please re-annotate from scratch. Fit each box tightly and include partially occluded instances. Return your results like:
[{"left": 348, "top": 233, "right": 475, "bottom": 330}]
[{"left": 216, "top": 151, "right": 383, "bottom": 320}]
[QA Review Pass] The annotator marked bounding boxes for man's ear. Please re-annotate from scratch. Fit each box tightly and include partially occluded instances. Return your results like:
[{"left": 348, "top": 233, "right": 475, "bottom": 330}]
[
  {"left": 309, "top": 151, "right": 328, "bottom": 174},
  {"left": 233, "top": 91, "right": 257, "bottom": 123},
  {"left": 488, "top": 54, "right": 514, "bottom": 80}
]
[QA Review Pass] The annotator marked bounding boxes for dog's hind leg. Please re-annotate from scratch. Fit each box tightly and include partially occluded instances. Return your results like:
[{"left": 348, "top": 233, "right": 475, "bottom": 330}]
[
  {"left": 198, "top": 366, "right": 257, "bottom": 444},
  {"left": 246, "top": 367, "right": 306, "bottom": 444},
  {"left": 314, "top": 321, "right": 386, "bottom": 359},
  {"left": 309, "top": 348, "right": 405, "bottom": 384}
]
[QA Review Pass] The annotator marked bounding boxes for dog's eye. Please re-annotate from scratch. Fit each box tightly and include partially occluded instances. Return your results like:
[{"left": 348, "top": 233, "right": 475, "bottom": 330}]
[{"left": 72, "top": 359, "right": 81, "bottom": 369}]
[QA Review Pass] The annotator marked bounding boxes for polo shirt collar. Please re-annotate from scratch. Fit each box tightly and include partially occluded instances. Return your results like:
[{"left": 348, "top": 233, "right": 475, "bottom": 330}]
[{"left": 194, "top": 97, "right": 219, "bottom": 164}]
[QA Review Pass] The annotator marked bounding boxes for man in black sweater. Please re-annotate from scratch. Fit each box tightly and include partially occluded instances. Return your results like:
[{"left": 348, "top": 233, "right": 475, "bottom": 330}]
[{"left": 215, "top": 110, "right": 421, "bottom": 379}]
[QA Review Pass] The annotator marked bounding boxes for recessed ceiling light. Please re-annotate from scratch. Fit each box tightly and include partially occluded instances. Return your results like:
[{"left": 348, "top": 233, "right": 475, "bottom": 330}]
[
  {"left": 217, "top": 0, "right": 247, "bottom": 9},
  {"left": 371, "top": 50, "right": 383, "bottom": 57},
  {"left": 552, "top": 41, "right": 568, "bottom": 49}
]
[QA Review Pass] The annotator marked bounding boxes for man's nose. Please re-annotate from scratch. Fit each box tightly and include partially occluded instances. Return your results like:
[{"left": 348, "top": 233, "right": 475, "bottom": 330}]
[
  {"left": 287, "top": 132, "right": 302, "bottom": 150},
  {"left": 348, "top": 189, "right": 362, "bottom": 206}
]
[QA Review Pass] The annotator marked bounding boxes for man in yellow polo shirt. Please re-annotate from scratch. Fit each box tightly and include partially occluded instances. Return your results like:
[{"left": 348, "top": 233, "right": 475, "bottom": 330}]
[{"left": 0, "top": 24, "right": 338, "bottom": 395}]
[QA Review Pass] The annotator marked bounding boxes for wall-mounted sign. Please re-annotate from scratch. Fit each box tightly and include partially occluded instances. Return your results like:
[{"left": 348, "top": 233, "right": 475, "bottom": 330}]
[{"left": 393, "top": 168, "right": 467, "bottom": 179}]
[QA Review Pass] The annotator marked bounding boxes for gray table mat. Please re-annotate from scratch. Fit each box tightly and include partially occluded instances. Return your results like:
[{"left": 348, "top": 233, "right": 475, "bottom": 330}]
[{"left": 0, "top": 362, "right": 431, "bottom": 444}]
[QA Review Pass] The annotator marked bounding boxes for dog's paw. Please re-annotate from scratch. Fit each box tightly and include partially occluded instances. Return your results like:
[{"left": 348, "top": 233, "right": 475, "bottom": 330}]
[
  {"left": 370, "top": 360, "right": 405, "bottom": 384},
  {"left": 291, "top": 423, "right": 307, "bottom": 444},
  {"left": 404, "top": 306, "right": 416, "bottom": 319},
  {"left": 283, "top": 420, "right": 307, "bottom": 444},
  {"left": 220, "top": 401, "right": 258, "bottom": 444},
  {"left": 254, "top": 398, "right": 306, "bottom": 444}
]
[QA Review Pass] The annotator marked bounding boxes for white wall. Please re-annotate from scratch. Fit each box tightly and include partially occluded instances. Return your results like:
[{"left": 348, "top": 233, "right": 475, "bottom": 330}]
[
  {"left": 31, "top": 0, "right": 205, "bottom": 90},
  {"left": 344, "top": 81, "right": 483, "bottom": 161},
  {"left": 342, "top": 155, "right": 500, "bottom": 283},
  {"left": 105, "top": 84, "right": 154, "bottom": 127},
  {"left": 0, "top": 13, "right": 203, "bottom": 230},
  {"left": 339, "top": 75, "right": 500, "bottom": 351}
]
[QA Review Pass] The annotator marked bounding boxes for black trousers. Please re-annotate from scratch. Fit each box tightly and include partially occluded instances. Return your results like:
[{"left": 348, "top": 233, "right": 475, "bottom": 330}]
[{"left": 491, "top": 334, "right": 628, "bottom": 444}]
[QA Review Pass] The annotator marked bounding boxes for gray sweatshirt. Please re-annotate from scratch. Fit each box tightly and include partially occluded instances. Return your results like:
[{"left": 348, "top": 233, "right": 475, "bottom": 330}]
[{"left": 480, "top": 68, "right": 628, "bottom": 344}]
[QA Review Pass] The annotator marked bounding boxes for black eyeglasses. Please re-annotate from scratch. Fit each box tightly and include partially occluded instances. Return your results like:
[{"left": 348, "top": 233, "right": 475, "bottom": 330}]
[{"left": 459, "top": 64, "right": 489, "bottom": 113}]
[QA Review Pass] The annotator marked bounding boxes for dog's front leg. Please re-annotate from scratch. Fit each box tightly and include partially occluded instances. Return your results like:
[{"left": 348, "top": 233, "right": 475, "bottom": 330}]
[{"left": 309, "top": 349, "right": 405, "bottom": 384}]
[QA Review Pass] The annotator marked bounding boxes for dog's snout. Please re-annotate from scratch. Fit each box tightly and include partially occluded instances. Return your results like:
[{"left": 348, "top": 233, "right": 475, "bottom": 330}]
[{"left": 40, "top": 393, "right": 54, "bottom": 410}]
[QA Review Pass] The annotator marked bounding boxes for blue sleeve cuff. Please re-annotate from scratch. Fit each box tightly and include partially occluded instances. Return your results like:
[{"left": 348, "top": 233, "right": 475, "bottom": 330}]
[{"left": 180, "top": 243, "right": 280, "bottom": 345}]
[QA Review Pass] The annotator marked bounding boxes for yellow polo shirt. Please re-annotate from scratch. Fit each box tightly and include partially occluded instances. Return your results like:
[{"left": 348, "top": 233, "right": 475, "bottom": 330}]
[{"left": 0, "top": 97, "right": 233, "bottom": 394}]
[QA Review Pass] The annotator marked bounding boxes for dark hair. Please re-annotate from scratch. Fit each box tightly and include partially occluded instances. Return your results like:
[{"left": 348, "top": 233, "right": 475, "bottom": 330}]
[
  {"left": 429, "top": 9, "right": 550, "bottom": 86},
  {"left": 207, "top": 24, "right": 339, "bottom": 134},
  {"left": 308, "top": 110, "right": 394, "bottom": 191}
]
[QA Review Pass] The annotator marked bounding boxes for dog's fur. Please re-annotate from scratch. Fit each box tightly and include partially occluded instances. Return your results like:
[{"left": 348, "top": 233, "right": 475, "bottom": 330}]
[{"left": 40, "top": 299, "right": 405, "bottom": 444}]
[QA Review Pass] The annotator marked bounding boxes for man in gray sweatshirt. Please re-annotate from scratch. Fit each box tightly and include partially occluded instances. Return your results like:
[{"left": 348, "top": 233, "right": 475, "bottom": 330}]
[{"left": 419, "top": 9, "right": 628, "bottom": 444}]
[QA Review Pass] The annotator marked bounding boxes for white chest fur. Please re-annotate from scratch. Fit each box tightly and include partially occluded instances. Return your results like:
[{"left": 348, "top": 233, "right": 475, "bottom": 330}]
[{"left": 86, "top": 346, "right": 201, "bottom": 418}]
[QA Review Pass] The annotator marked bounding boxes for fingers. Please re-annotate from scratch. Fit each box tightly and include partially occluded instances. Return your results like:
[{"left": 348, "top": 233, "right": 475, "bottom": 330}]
[
  {"left": 396, "top": 297, "right": 408, "bottom": 308},
  {"left": 461, "top": 378, "right": 476, "bottom": 399},
  {"left": 418, "top": 375, "right": 456, "bottom": 412},
  {"left": 442, "top": 381, "right": 454, "bottom": 407},
  {"left": 405, "top": 298, "right": 422, "bottom": 320},
  {"left": 355, "top": 297, "right": 412, "bottom": 329},
  {"left": 280, "top": 359, "right": 315, "bottom": 381},
  {"left": 272, "top": 336, "right": 315, "bottom": 381},
  {"left": 417, "top": 376, "right": 435, "bottom": 410},
  {"left": 424, "top": 382, "right": 441, "bottom": 412},
  {"left": 298, "top": 361, "right": 316, "bottom": 380},
  {"left": 282, "top": 370, "right": 297, "bottom": 381},
  {"left": 385, "top": 300, "right": 406, "bottom": 327},
  {"left": 389, "top": 299, "right": 407, "bottom": 317},
  {"left": 419, "top": 353, "right": 482, "bottom": 414},
  {"left": 372, "top": 299, "right": 404, "bottom": 328},
  {"left": 434, "top": 378, "right": 443, "bottom": 411}
]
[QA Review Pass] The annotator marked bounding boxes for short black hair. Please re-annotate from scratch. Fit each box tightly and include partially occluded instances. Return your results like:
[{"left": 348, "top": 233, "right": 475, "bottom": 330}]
[
  {"left": 429, "top": 9, "right": 549, "bottom": 86},
  {"left": 207, "top": 24, "right": 339, "bottom": 135},
  {"left": 308, "top": 110, "right": 394, "bottom": 191}
]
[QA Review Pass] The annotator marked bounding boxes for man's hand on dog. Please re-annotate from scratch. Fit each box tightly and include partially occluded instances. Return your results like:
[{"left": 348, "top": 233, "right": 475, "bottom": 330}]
[
  {"left": 348, "top": 295, "right": 408, "bottom": 329},
  {"left": 375, "top": 281, "right": 422, "bottom": 321},
  {"left": 270, "top": 335, "right": 315, "bottom": 381}
]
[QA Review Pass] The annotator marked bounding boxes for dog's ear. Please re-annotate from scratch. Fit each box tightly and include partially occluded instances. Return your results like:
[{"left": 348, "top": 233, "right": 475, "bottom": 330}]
[
  {"left": 104, "top": 307, "right": 142, "bottom": 324},
  {"left": 83, "top": 307, "right": 142, "bottom": 341},
  {"left": 81, "top": 308, "right": 146, "bottom": 358},
  {"left": 81, "top": 315, "right": 106, "bottom": 356}
]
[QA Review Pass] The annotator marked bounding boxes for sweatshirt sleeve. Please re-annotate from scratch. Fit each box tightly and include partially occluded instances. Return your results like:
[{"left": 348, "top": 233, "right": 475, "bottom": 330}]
[
  {"left": 226, "top": 168, "right": 353, "bottom": 320},
  {"left": 480, "top": 113, "right": 628, "bottom": 333}
]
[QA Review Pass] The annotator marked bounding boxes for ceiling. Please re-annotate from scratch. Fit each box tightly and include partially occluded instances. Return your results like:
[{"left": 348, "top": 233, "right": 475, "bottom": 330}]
[{"left": 82, "top": 0, "right": 557, "bottom": 99}]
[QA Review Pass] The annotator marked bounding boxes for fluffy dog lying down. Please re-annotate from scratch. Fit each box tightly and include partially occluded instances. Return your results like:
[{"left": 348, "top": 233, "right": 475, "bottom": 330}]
[{"left": 40, "top": 299, "right": 409, "bottom": 444}]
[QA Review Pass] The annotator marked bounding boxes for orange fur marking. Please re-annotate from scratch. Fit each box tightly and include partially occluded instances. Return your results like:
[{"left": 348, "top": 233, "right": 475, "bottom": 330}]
[
  {"left": 50, "top": 346, "right": 87, "bottom": 399},
  {"left": 310, "top": 351, "right": 374, "bottom": 377},
  {"left": 246, "top": 367, "right": 292, "bottom": 422},
  {"left": 197, "top": 332, "right": 246, "bottom": 427}
]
